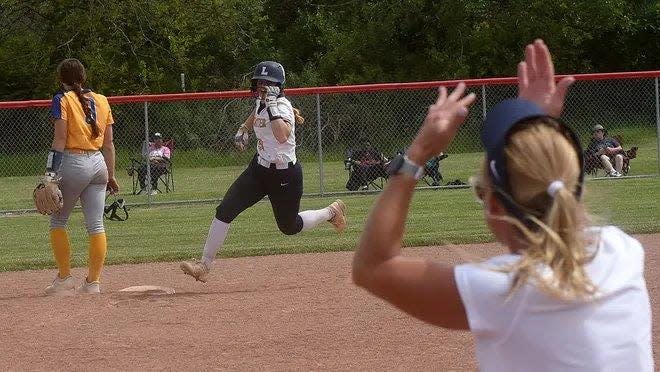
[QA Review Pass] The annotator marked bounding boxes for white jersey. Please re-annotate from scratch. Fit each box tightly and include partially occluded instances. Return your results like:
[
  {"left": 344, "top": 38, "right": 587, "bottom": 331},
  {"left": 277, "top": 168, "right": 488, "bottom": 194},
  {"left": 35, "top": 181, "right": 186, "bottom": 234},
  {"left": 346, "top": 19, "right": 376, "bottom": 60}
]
[
  {"left": 454, "top": 226, "right": 653, "bottom": 372},
  {"left": 252, "top": 97, "right": 296, "bottom": 165}
]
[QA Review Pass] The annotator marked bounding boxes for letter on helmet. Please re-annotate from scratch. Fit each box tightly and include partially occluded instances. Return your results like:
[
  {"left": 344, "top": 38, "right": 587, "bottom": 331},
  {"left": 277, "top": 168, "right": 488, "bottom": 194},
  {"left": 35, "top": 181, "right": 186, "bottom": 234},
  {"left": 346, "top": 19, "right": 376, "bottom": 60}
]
[{"left": 250, "top": 61, "right": 286, "bottom": 96}]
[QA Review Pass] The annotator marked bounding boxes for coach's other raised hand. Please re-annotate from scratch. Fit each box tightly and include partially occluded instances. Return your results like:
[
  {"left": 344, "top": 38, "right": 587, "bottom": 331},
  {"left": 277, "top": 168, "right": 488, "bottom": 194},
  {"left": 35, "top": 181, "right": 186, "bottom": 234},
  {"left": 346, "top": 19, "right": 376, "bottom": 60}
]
[
  {"left": 406, "top": 82, "right": 475, "bottom": 165},
  {"left": 517, "top": 39, "right": 575, "bottom": 118}
]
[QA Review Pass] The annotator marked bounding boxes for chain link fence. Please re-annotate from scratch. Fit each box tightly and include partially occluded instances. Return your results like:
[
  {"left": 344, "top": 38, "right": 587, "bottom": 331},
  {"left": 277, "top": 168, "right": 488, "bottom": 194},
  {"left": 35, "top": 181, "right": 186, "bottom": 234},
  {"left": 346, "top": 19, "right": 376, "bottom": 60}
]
[{"left": 1, "top": 74, "right": 659, "bottom": 212}]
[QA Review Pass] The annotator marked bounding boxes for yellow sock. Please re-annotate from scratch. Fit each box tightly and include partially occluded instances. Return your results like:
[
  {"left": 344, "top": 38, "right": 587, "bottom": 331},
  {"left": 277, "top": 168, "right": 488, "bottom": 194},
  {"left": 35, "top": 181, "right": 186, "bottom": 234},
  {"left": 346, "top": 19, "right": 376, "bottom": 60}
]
[
  {"left": 87, "top": 232, "right": 107, "bottom": 283},
  {"left": 50, "top": 228, "right": 71, "bottom": 279}
]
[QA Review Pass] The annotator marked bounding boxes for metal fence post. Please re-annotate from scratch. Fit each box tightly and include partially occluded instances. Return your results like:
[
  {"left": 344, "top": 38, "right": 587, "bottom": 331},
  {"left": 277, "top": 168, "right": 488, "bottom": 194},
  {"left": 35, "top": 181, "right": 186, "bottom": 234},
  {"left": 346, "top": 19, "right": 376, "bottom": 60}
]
[
  {"left": 655, "top": 77, "right": 660, "bottom": 175},
  {"left": 481, "top": 85, "right": 487, "bottom": 119},
  {"left": 316, "top": 93, "right": 324, "bottom": 196},
  {"left": 144, "top": 101, "right": 152, "bottom": 205}
]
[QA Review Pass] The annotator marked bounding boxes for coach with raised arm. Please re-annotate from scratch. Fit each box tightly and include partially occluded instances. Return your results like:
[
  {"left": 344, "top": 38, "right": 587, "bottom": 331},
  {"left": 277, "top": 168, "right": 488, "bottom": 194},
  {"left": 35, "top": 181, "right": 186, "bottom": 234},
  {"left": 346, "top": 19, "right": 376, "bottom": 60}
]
[{"left": 352, "top": 40, "right": 653, "bottom": 371}]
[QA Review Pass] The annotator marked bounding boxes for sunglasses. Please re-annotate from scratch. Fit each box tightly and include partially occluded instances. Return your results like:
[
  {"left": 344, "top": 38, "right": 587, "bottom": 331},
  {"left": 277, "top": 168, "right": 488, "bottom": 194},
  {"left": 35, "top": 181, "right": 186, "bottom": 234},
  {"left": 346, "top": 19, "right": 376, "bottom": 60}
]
[{"left": 468, "top": 174, "right": 513, "bottom": 208}]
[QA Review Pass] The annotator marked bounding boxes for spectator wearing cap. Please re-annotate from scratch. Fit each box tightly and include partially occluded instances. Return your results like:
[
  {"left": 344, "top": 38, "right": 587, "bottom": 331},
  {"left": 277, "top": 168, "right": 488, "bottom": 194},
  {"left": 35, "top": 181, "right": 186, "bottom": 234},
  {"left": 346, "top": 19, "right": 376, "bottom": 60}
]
[
  {"left": 585, "top": 124, "right": 624, "bottom": 177},
  {"left": 138, "top": 132, "right": 171, "bottom": 195}
]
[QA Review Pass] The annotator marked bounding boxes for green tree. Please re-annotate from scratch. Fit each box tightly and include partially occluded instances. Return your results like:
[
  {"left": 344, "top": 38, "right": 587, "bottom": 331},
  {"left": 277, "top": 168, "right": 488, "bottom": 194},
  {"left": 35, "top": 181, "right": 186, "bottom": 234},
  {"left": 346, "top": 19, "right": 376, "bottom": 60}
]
[{"left": 0, "top": 0, "right": 657, "bottom": 100}]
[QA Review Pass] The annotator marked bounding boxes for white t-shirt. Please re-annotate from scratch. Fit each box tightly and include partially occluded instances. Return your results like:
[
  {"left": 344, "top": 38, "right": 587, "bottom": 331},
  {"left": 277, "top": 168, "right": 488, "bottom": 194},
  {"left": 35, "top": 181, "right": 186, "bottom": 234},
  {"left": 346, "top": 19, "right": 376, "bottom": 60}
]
[
  {"left": 252, "top": 97, "right": 296, "bottom": 165},
  {"left": 454, "top": 226, "right": 653, "bottom": 372}
]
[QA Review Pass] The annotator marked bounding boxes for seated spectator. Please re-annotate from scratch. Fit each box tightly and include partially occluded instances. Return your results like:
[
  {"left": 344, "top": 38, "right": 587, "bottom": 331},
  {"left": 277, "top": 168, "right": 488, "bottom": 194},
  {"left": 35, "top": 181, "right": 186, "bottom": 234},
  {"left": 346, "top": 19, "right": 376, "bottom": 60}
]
[
  {"left": 423, "top": 152, "right": 448, "bottom": 186},
  {"left": 584, "top": 124, "right": 624, "bottom": 177},
  {"left": 354, "top": 140, "right": 385, "bottom": 166},
  {"left": 138, "top": 132, "right": 171, "bottom": 194},
  {"left": 345, "top": 139, "right": 389, "bottom": 191}
]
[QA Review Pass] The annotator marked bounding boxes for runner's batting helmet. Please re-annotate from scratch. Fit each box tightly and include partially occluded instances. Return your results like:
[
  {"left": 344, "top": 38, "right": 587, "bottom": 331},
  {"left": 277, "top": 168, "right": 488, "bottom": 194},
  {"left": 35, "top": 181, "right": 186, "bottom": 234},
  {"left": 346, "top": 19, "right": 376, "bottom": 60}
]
[{"left": 250, "top": 61, "right": 286, "bottom": 96}]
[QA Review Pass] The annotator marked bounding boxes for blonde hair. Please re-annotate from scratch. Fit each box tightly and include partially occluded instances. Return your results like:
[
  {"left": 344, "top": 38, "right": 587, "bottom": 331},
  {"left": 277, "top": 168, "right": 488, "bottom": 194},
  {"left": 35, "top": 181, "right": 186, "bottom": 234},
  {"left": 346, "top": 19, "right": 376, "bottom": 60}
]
[
  {"left": 487, "top": 117, "right": 595, "bottom": 300},
  {"left": 293, "top": 108, "right": 305, "bottom": 125}
]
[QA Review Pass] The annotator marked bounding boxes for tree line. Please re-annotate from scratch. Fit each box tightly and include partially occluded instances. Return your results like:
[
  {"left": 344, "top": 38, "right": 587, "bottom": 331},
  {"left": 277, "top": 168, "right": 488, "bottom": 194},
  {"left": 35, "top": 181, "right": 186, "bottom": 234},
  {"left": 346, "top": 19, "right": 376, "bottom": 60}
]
[{"left": 0, "top": 0, "right": 658, "bottom": 101}]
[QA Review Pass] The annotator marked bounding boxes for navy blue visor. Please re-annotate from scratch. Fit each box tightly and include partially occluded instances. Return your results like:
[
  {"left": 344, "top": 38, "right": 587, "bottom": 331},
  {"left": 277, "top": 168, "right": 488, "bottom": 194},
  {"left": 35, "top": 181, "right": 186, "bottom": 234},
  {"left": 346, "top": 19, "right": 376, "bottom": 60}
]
[{"left": 480, "top": 99, "right": 585, "bottom": 221}]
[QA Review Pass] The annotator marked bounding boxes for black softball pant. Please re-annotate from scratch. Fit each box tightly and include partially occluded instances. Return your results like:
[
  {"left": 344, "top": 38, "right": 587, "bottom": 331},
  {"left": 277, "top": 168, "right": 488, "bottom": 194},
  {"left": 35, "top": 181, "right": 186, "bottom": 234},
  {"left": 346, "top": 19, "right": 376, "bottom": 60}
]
[{"left": 215, "top": 156, "right": 304, "bottom": 235}]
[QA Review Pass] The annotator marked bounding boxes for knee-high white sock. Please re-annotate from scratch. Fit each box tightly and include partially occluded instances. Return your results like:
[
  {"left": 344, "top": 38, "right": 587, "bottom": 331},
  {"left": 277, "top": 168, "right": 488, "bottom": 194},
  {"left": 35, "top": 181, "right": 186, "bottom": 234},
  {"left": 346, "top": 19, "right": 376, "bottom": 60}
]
[
  {"left": 201, "top": 218, "right": 230, "bottom": 267},
  {"left": 299, "top": 207, "right": 332, "bottom": 231}
]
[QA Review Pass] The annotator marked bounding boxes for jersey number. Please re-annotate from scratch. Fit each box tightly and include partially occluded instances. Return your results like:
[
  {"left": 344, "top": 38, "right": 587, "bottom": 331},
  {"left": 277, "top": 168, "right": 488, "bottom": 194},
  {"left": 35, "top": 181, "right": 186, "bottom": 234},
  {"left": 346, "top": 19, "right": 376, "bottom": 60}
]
[{"left": 255, "top": 117, "right": 267, "bottom": 128}]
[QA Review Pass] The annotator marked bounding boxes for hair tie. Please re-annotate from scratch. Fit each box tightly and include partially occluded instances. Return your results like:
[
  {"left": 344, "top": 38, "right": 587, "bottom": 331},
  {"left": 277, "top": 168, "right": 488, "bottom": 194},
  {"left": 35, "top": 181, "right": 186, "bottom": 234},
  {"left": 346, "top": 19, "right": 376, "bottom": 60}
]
[{"left": 547, "top": 180, "right": 565, "bottom": 198}]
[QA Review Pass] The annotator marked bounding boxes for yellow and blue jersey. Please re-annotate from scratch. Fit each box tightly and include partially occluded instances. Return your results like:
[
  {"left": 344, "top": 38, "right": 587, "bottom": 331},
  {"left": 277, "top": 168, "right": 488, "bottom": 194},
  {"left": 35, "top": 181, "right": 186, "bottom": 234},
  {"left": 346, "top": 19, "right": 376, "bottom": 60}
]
[{"left": 50, "top": 90, "right": 114, "bottom": 151}]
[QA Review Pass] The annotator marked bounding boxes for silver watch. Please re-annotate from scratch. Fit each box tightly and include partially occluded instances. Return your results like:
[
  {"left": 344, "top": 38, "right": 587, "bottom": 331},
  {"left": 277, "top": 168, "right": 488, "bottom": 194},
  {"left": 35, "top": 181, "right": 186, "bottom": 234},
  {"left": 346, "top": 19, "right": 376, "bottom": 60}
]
[{"left": 387, "top": 154, "right": 425, "bottom": 180}]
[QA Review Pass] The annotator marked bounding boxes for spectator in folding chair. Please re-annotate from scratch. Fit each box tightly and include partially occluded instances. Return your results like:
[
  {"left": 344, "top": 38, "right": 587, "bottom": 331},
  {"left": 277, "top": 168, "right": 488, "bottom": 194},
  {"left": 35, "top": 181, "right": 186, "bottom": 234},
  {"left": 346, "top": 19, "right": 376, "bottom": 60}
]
[
  {"left": 584, "top": 124, "right": 625, "bottom": 177},
  {"left": 422, "top": 152, "right": 448, "bottom": 186},
  {"left": 136, "top": 132, "right": 171, "bottom": 195},
  {"left": 345, "top": 138, "right": 389, "bottom": 191}
]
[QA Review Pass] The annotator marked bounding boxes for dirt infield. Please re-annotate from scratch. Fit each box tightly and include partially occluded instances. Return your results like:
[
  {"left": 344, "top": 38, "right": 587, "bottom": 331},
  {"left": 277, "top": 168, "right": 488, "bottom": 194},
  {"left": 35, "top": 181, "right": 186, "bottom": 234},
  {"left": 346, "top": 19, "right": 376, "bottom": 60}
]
[{"left": 1, "top": 234, "right": 659, "bottom": 371}]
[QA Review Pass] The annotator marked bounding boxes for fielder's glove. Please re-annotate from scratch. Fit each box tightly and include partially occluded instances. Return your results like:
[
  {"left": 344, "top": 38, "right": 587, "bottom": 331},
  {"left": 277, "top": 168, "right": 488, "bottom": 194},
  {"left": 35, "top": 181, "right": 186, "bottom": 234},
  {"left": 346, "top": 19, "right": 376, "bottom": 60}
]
[
  {"left": 33, "top": 173, "right": 63, "bottom": 215},
  {"left": 234, "top": 125, "right": 250, "bottom": 151},
  {"left": 264, "top": 86, "right": 282, "bottom": 121}
]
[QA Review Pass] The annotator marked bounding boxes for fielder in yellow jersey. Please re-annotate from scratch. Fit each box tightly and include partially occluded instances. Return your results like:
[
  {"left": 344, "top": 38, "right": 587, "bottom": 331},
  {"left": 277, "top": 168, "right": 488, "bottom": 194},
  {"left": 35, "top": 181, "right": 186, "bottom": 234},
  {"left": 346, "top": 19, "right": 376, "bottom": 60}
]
[
  {"left": 43, "top": 58, "right": 119, "bottom": 295},
  {"left": 51, "top": 89, "right": 113, "bottom": 151}
]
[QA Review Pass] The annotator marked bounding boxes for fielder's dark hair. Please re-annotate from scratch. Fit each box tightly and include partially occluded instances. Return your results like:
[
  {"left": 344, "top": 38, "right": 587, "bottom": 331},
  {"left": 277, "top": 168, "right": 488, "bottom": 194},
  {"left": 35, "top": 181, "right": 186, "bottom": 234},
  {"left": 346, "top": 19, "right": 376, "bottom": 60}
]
[{"left": 57, "top": 58, "right": 99, "bottom": 139}]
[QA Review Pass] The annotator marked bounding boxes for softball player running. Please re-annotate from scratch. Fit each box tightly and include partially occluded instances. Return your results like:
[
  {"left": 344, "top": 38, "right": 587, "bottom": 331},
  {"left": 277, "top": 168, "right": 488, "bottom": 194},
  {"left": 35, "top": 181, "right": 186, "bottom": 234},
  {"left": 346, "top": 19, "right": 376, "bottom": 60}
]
[
  {"left": 181, "top": 61, "right": 346, "bottom": 282},
  {"left": 40, "top": 58, "right": 119, "bottom": 295}
]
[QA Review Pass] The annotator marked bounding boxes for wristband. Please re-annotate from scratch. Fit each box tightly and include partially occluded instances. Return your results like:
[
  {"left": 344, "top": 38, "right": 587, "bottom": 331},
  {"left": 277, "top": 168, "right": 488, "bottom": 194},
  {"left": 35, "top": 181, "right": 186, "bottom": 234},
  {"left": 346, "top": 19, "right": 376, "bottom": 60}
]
[
  {"left": 267, "top": 106, "right": 282, "bottom": 122},
  {"left": 46, "top": 150, "right": 63, "bottom": 174},
  {"left": 43, "top": 172, "right": 62, "bottom": 183}
]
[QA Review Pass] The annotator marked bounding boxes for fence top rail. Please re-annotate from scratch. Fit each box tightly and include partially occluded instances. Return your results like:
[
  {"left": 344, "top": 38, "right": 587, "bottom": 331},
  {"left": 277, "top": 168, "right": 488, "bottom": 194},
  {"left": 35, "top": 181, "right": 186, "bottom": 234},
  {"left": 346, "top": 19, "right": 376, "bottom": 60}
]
[{"left": 2, "top": 70, "right": 659, "bottom": 109}]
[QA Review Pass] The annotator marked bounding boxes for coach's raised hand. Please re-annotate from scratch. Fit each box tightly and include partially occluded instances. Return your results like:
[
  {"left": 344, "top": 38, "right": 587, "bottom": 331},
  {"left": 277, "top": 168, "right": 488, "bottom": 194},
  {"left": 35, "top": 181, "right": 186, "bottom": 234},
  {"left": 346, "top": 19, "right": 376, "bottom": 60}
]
[
  {"left": 406, "top": 82, "right": 475, "bottom": 165},
  {"left": 517, "top": 39, "right": 575, "bottom": 118}
]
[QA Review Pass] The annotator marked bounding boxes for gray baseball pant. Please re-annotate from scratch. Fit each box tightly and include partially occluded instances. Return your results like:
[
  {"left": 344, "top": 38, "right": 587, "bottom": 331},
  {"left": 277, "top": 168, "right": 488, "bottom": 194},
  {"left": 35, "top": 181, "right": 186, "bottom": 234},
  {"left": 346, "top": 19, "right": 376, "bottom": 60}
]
[{"left": 50, "top": 151, "right": 108, "bottom": 234}]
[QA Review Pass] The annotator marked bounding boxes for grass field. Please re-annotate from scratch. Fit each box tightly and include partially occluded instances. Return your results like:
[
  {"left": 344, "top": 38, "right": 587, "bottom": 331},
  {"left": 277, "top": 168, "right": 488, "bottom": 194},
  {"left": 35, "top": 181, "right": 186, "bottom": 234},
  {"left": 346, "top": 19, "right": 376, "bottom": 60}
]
[
  {"left": 1, "top": 155, "right": 487, "bottom": 211},
  {"left": 0, "top": 176, "right": 658, "bottom": 272},
  {"left": 1, "top": 126, "right": 658, "bottom": 272},
  {"left": 1, "top": 124, "right": 658, "bottom": 210},
  {"left": 1, "top": 139, "right": 658, "bottom": 211}
]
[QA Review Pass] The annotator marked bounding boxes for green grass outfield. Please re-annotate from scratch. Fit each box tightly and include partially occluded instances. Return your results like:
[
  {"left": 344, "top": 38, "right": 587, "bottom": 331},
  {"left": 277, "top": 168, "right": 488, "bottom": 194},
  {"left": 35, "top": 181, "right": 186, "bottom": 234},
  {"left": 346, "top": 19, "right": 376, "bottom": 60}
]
[
  {"left": 1, "top": 129, "right": 658, "bottom": 272},
  {"left": 0, "top": 177, "right": 658, "bottom": 272},
  {"left": 1, "top": 124, "right": 658, "bottom": 211},
  {"left": 1, "top": 139, "right": 658, "bottom": 211}
]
